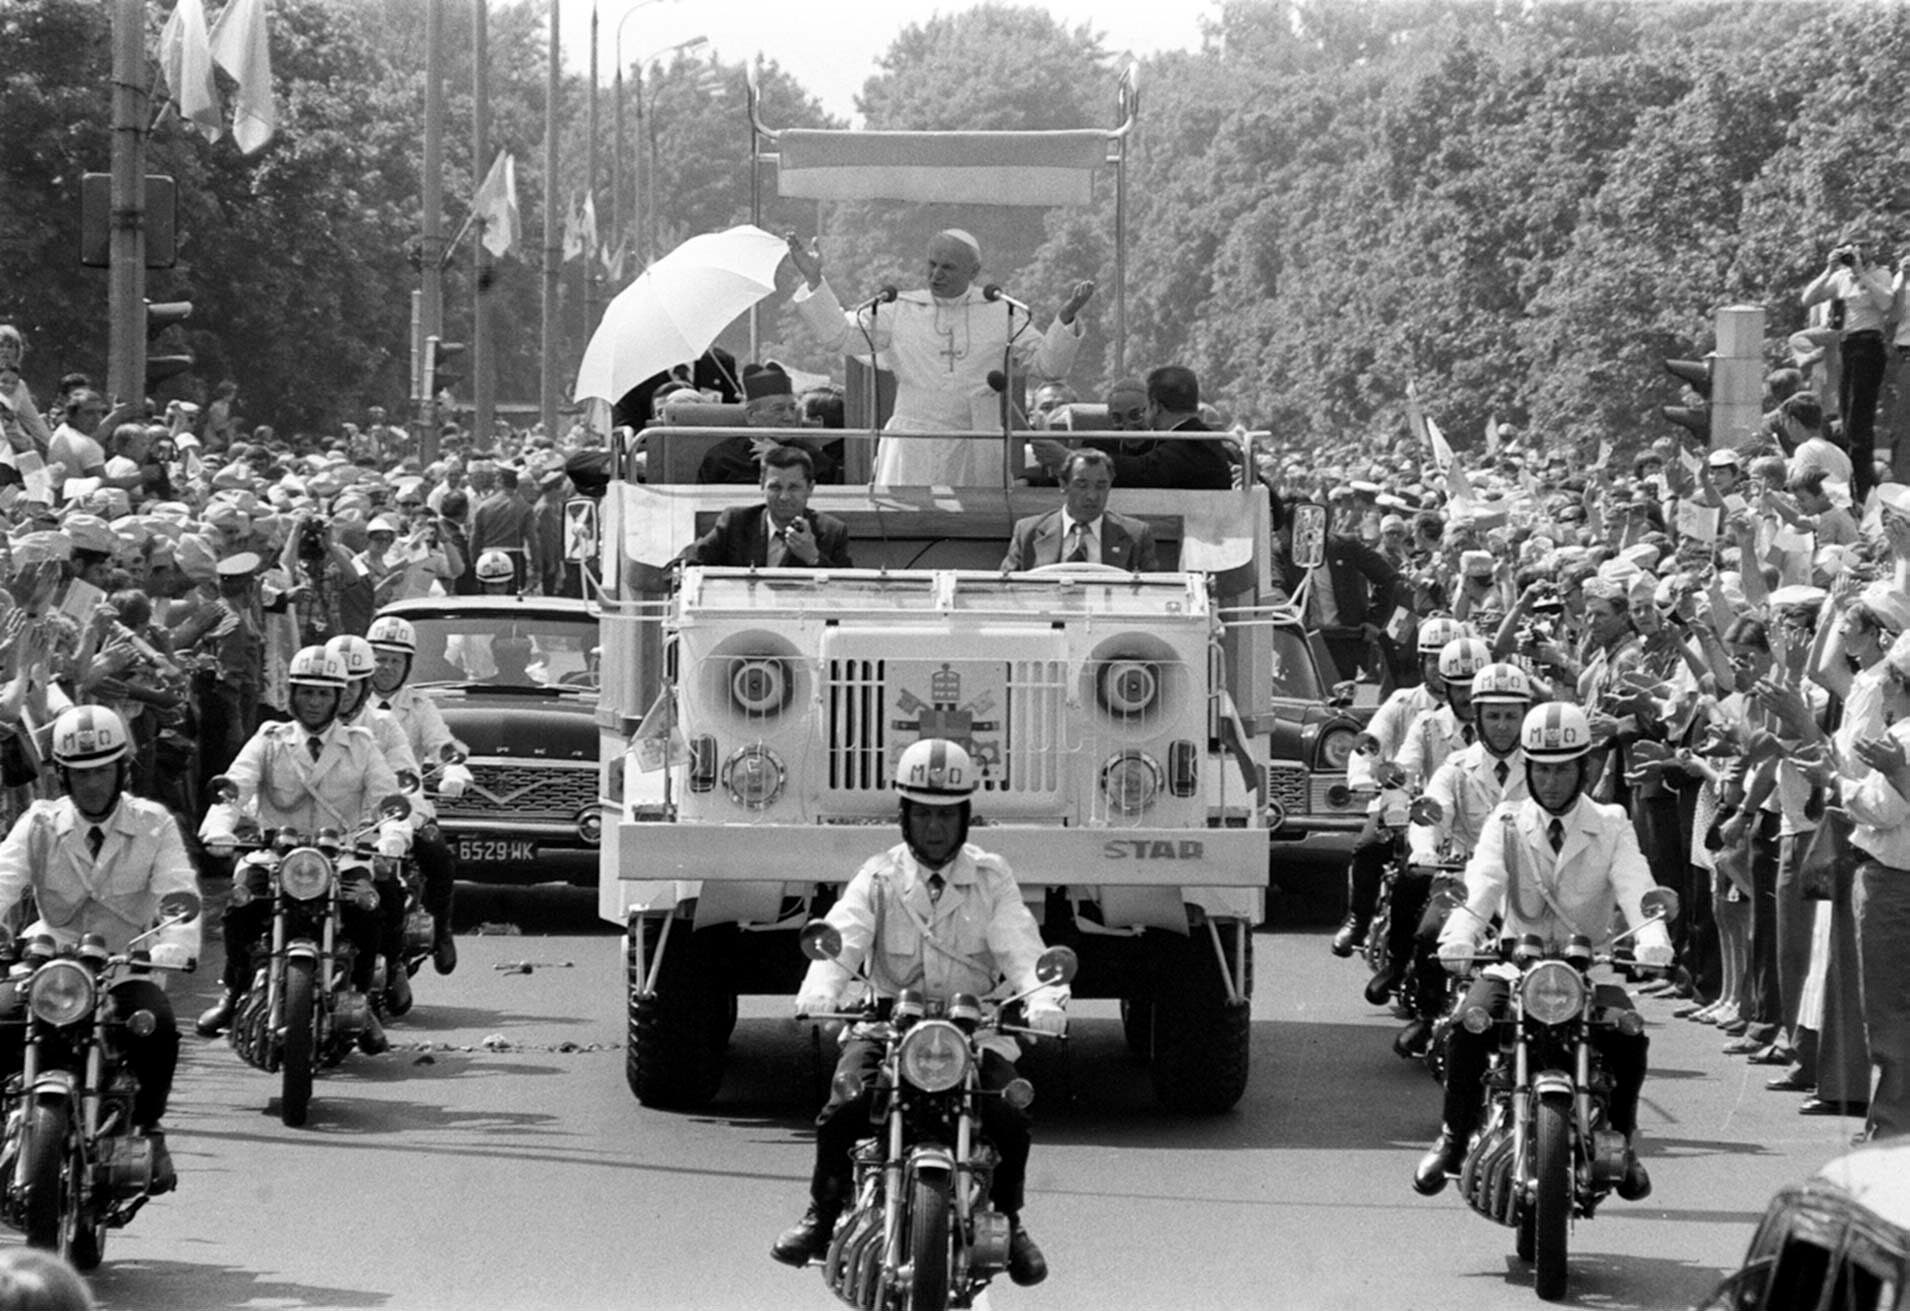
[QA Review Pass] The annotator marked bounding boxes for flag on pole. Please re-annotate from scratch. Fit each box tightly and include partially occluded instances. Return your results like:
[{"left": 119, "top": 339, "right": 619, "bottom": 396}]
[
  {"left": 1405, "top": 381, "right": 1429, "bottom": 454},
  {"left": 1445, "top": 458, "right": 1475, "bottom": 512},
  {"left": 599, "top": 236, "right": 629, "bottom": 282},
  {"left": 208, "top": 0, "right": 276, "bottom": 155},
  {"left": 1424, "top": 413, "right": 1456, "bottom": 472},
  {"left": 1484, "top": 414, "right": 1500, "bottom": 456},
  {"left": 580, "top": 191, "right": 598, "bottom": 255},
  {"left": 472, "top": 151, "right": 521, "bottom": 258},
  {"left": 562, "top": 194, "right": 585, "bottom": 262},
  {"left": 158, "top": 0, "right": 223, "bottom": 137}
]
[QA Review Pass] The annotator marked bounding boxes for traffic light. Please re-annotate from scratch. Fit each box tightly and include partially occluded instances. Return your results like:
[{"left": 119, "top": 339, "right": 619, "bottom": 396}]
[
  {"left": 423, "top": 336, "right": 467, "bottom": 398},
  {"left": 144, "top": 300, "right": 194, "bottom": 384},
  {"left": 1661, "top": 357, "right": 1712, "bottom": 440}
]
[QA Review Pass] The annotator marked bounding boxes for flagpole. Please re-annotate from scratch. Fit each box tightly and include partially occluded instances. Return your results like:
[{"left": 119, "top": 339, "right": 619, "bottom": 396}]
[
  {"left": 108, "top": 0, "right": 148, "bottom": 405},
  {"left": 473, "top": 0, "right": 495, "bottom": 445},
  {"left": 541, "top": 0, "right": 561, "bottom": 444},
  {"left": 421, "top": 0, "right": 447, "bottom": 464},
  {"left": 585, "top": 5, "right": 599, "bottom": 371}
]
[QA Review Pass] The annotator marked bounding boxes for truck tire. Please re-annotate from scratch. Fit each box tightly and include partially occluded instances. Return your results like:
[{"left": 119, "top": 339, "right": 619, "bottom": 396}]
[
  {"left": 625, "top": 915, "right": 730, "bottom": 1108},
  {"left": 1149, "top": 922, "right": 1252, "bottom": 1114}
]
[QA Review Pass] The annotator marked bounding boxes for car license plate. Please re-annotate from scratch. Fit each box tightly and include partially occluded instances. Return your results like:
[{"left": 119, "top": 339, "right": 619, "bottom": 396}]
[{"left": 456, "top": 838, "right": 538, "bottom": 864}]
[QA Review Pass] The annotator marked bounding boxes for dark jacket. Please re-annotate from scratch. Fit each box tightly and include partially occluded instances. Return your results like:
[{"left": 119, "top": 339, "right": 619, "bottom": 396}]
[
  {"left": 680, "top": 503, "right": 854, "bottom": 569},
  {"left": 1276, "top": 535, "right": 1400, "bottom": 630},
  {"left": 1106, "top": 416, "right": 1234, "bottom": 490},
  {"left": 1001, "top": 509, "right": 1159, "bottom": 571}
]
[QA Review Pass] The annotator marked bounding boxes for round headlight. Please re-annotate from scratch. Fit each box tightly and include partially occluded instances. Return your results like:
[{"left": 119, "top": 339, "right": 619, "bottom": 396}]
[
  {"left": 1099, "top": 660, "right": 1159, "bottom": 718},
  {"left": 731, "top": 659, "right": 788, "bottom": 716},
  {"left": 28, "top": 959, "right": 96, "bottom": 1028},
  {"left": 898, "top": 1020, "right": 972, "bottom": 1093},
  {"left": 577, "top": 807, "right": 603, "bottom": 844},
  {"left": 279, "top": 848, "right": 333, "bottom": 901},
  {"left": 1520, "top": 960, "right": 1588, "bottom": 1026},
  {"left": 722, "top": 745, "right": 786, "bottom": 810},
  {"left": 1318, "top": 726, "right": 1357, "bottom": 772},
  {"left": 1100, "top": 750, "right": 1163, "bottom": 816}
]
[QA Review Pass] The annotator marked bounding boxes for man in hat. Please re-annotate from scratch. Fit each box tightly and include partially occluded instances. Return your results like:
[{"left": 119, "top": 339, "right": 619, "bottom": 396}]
[
  {"left": 785, "top": 229, "right": 1094, "bottom": 486},
  {"left": 698, "top": 362, "right": 835, "bottom": 485}
]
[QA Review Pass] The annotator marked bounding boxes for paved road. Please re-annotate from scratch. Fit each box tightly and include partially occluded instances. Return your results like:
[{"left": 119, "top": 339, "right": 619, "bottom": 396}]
[{"left": 68, "top": 885, "right": 1865, "bottom": 1311}]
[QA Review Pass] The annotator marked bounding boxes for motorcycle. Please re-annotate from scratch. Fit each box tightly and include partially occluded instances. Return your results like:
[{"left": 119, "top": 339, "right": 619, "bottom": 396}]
[
  {"left": 1448, "top": 888, "right": 1678, "bottom": 1303},
  {"left": 203, "top": 785, "right": 412, "bottom": 1127},
  {"left": 797, "top": 920, "right": 1077, "bottom": 1311},
  {"left": 0, "top": 892, "right": 201, "bottom": 1270}
]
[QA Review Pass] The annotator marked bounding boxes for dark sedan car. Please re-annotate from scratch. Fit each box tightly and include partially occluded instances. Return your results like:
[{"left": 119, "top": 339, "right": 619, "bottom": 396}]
[
  {"left": 1262, "top": 616, "right": 1378, "bottom": 855},
  {"left": 380, "top": 596, "right": 600, "bottom": 886}
]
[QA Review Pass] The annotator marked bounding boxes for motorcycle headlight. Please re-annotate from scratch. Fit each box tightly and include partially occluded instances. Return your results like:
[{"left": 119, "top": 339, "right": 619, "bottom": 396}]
[
  {"left": 897, "top": 1019, "right": 972, "bottom": 1094},
  {"left": 1100, "top": 750, "right": 1163, "bottom": 816},
  {"left": 1519, "top": 960, "right": 1587, "bottom": 1026},
  {"left": 28, "top": 959, "right": 97, "bottom": 1028},
  {"left": 279, "top": 848, "right": 333, "bottom": 902}
]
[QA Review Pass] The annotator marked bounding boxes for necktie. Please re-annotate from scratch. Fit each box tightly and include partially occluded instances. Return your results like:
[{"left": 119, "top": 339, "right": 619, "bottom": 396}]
[
  {"left": 308, "top": 736, "right": 324, "bottom": 762},
  {"left": 767, "top": 529, "right": 787, "bottom": 569},
  {"left": 1495, "top": 760, "right": 1510, "bottom": 788},
  {"left": 1462, "top": 724, "right": 1477, "bottom": 747},
  {"left": 1066, "top": 523, "right": 1089, "bottom": 564},
  {"left": 927, "top": 873, "right": 945, "bottom": 902},
  {"left": 379, "top": 700, "right": 393, "bottom": 711},
  {"left": 1548, "top": 818, "right": 1564, "bottom": 854},
  {"left": 85, "top": 826, "right": 103, "bottom": 859}
]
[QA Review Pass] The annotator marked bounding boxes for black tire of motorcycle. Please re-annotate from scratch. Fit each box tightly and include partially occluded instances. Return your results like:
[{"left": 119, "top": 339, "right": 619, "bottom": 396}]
[
  {"left": 1515, "top": 1207, "right": 1536, "bottom": 1262},
  {"left": 1119, "top": 997, "right": 1152, "bottom": 1060},
  {"left": 280, "top": 957, "right": 317, "bottom": 1128},
  {"left": 19, "top": 1100, "right": 69, "bottom": 1253},
  {"left": 625, "top": 916, "right": 729, "bottom": 1109},
  {"left": 69, "top": 1204, "right": 105, "bottom": 1272},
  {"left": 905, "top": 1173, "right": 952, "bottom": 1311},
  {"left": 1148, "top": 924, "right": 1252, "bottom": 1115},
  {"left": 1533, "top": 1097, "right": 1572, "bottom": 1301}
]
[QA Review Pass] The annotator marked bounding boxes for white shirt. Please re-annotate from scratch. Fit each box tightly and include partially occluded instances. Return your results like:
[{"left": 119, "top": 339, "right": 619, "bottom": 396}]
[
  {"left": 1061, "top": 513, "right": 1100, "bottom": 562},
  {"left": 0, "top": 796, "right": 201, "bottom": 958}
]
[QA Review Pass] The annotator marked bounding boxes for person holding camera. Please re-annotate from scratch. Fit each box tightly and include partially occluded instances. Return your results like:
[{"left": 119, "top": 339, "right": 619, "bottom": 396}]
[
  {"left": 281, "top": 509, "right": 364, "bottom": 647},
  {"left": 1802, "top": 240, "right": 1894, "bottom": 502}
]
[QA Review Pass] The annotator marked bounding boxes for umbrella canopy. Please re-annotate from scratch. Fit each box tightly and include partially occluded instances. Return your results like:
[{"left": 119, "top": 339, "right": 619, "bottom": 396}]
[{"left": 573, "top": 224, "right": 789, "bottom": 405}]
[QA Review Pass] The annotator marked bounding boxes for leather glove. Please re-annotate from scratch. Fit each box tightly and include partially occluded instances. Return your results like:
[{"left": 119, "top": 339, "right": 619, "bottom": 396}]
[
  {"left": 1026, "top": 1001, "right": 1068, "bottom": 1038},
  {"left": 794, "top": 991, "right": 838, "bottom": 1020},
  {"left": 438, "top": 762, "right": 473, "bottom": 800},
  {"left": 1439, "top": 938, "right": 1474, "bottom": 975},
  {"left": 1636, "top": 942, "right": 1675, "bottom": 970},
  {"left": 148, "top": 943, "right": 195, "bottom": 973}
]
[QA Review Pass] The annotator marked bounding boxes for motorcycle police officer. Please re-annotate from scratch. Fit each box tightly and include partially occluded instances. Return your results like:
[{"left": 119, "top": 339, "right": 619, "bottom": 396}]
[
  {"left": 195, "top": 646, "right": 411, "bottom": 1052},
  {"left": 1414, "top": 702, "right": 1673, "bottom": 1199},
  {"left": 367, "top": 614, "right": 471, "bottom": 975},
  {"left": 0, "top": 706, "right": 200, "bottom": 1192},
  {"left": 1393, "top": 661, "right": 1533, "bottom": 1057},
  {"left": 771, "top": 739, "right": 1066, "bottom": 1286}
]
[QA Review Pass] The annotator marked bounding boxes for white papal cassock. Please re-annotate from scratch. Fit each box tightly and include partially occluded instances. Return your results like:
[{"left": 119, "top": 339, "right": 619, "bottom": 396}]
[{"left": 794, "top": 280, "right": 1083, "bottom": 486}]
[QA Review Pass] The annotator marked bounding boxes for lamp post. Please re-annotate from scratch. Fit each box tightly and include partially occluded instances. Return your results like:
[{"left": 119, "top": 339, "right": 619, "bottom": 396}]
[
  {"left": 639, "top": 44, "right": 717, "bottom": 267},
  {"left": 611, "top": 1, "right": 698, "bottom": 275}
]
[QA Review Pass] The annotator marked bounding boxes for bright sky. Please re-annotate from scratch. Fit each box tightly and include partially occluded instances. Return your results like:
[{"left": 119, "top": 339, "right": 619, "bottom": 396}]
[{"left": 566, "top": 0, "right": 1216, "bottom": 124}]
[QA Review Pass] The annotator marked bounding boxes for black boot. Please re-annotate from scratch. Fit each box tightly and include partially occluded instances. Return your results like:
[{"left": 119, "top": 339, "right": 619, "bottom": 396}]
[
  {"left": 385, "top": 966, "right": 413, "bottom": 1018},
  {"left": 1007, "top": 1218, "right": 1048, "bottom": 1287},
  {"left": 432, "top": 917, "right": 458, "bottom": 975},
  {"left": 1363, "top": 966, "right": 1400, "bottom": 1007},
  {"left": 1413, "top": 1129, "right": 1463, "bottom": 1196},
  {"left": 1615, "top": 1136, "right": 1651, "bottom": 1201},
  {"left": 1330, "top": 914, "right": 1367, "bottom": 958},
  {"left": 1394, "top": 1018, "right": 1433, "bottom": 1060},
  {"left": 145, "top": 1128, "right": 176, "bottom": 1195},
  {"left": 195, "top": 991, "right": 238, "bottom": 1038},
  {"left": 770, "top": 1202, "right": 840, "bottom": 1268},
  {"left": 358, "top": 1011, "right": 390, "bottom": 1055}
]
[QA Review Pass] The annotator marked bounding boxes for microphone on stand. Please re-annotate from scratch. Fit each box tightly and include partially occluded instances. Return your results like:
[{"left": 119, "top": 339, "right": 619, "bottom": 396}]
[
  {"left": 982, "top": 284, "right": 1033, "bottom": 316},
  {"left": 852, "top": 285, "right": 899, "bottom": 313}
]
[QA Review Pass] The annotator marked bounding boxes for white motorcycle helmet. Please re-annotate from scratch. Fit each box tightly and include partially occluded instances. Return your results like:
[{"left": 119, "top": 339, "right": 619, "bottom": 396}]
[
  {"left": 287, "top": 645, "right": 349, "bottom": 690},
  {"left": 51, "top": 705, "right": 131, "bottom": 769},
  {"left": 1470, "top": 662, "right": 1535, "bottom": 706},
  {"left": 325, "top": 634, "right": 377, "bottom": 681},
  {"left": 894, "top": 738, "right": 978, "bottom": 806},
  {"left": 1436, "top": 637, "right": 1492, "bottom": 687},
  {"left": 1417, "top": 615, "right": 1469, "bottom": 657},
  {"left": 1521, "top": 701, "right": 1593, "bottom": 763},
  {"left": 367, "top": 615, "right": 417, "bottom": 656},
  {"left": 475, "top": 550, "right": 514, "bottom": 585}
]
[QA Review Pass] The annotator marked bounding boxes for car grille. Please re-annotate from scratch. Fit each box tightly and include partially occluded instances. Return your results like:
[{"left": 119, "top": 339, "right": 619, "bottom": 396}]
[
  {"left": 1265, "top": 763, "right": 1359, "bottom": 816},
  {"left": 436, "top": 761, "right": 597, "bottom": 818}
]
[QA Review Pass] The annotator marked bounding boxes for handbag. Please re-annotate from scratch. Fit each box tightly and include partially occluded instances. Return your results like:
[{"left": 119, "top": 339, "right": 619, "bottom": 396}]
[{"left": 1799, "top": 785, "right": 1853, "bottom": 902}]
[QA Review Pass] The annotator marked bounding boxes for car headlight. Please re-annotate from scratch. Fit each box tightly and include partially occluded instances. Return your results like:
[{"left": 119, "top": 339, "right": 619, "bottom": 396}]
[
  {"left": 279, "top": 848, "right": 333, "bottom": 901},
  {"left": 1519, "top": 960, "right": 1587, "bottom": 1026},
  {"left": 731, "top": 659, "right": 788, "bottom": 716},
  {"left": 28, "top": 959, "right": 96, "bottom": 1028},
  {"left": 1099, "top": 660, "right": 1159, "bottom": 718},
  {"left": 1317, "top": 726, "right": 1357, "bottom": 772},
  {"left": 898, "top": 1020, "right": 972, "bottom": 1093},
  {"left": 722, "top": 745, "right": 786, "bottom": 810},
  {"left": 1100, "top": 750, "right": 1163, "bottom": 816}
]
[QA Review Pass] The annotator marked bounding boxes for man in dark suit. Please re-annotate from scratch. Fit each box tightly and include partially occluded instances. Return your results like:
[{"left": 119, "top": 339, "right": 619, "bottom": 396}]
[
  {"left": 680, "top": 445, "right": 853, "bottom": 569},
  {"left": 1272, "top": 490, "right": 1401, "bottom": 683},
  {"left": 1002, "top": 448, "right": 1159, "bottom": 571},
  {"left": 1027, "top": 367, "right": 1234, "bottom": 490}
]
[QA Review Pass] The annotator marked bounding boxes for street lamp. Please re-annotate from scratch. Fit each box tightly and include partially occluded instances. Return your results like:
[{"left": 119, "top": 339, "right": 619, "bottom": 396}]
[{"left": 612, "top": 5, "right": 705, "bottom": 274}]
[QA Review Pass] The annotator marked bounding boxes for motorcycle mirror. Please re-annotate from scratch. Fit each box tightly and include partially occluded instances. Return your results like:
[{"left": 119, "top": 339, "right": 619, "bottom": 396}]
[
  {"left": 158, "top": 891, "right": 201, "bottom": 924},
  {"left": 1000, "top": 1077, "right": 1035, "bottom": 1111},
  {"left": 440, "top": 744, "right": 467, "bottom": 765},
  {"left": 1641, "top": 888, "right": 1682, "bottom": 925},
  {"left": 799, "top": 919, "right": 843, "bottom": 962},
  {"left": 207, "top": 774, "right": 239, "bottom": 804},
  {"left": 394, "top": 770, "right": 421, "bottom": 795},
  {"left": 1033, "top": 945, "right": 1078, "bottom": 987},
  {"left": 379, "top": 794, "right": 413, "bottom": 822}
]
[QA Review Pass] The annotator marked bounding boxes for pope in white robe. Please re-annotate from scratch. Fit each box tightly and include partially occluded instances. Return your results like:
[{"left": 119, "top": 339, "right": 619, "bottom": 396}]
[{"left": 787, "top": 229, "right": 1094, "bottom": 486}]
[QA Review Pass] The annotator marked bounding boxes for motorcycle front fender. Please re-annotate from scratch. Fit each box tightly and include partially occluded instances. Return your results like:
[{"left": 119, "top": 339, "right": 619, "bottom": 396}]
[
  {"left": 905, "top": 1145, "right": 957, "bottom": 1186},
  {"left": 1531, "top": 1071, "right": 1576, "bottom": 1102},
  {"left": 27, "top": 1070, "right": 78, "bottom": 1101},
  {"left": 283, "top": 940, "right": 321, "bottom": 964}
]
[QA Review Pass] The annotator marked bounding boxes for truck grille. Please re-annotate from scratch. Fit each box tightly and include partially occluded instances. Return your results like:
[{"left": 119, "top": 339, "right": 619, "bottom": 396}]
[
  {"left": 436, "top": 761, "right": 598, "bottom": 818},
  {"left": 1266, "top": 762, "right": 1310, "bottom": 814},
  {"left": 824, "top": 657, "right": 1068, "bottom": 798}
]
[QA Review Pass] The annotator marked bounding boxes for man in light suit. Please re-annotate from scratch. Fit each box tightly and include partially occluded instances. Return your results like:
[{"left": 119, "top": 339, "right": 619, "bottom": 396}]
[
  {"left": 680, "top": 445, "right": 853, "bottom": 570},
  {"left": 1001, "top": 448, "right": 1159, "bottom": 572},
  {"left": 1414, "top": 701, "right": 1674, "bottom": 1201}
]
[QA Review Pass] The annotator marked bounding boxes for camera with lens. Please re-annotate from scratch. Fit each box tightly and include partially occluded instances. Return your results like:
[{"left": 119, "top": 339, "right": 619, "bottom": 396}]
[
  {"left": 1516, "top": 616, "right": 1556, "bottom": 651},
  {"left": 1528, "top": 582, "right": 1564, "bottom": 615},
  {"left": 298, "top": 515, "right": 331, "bottom": 561}
]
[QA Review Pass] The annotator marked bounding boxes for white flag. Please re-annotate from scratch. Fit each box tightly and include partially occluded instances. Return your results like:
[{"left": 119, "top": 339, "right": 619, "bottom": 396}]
[
  {"left": 158, "top": 0, "right": 223, "bottom": 137},
  {"left": 472, "top": 151, "right": 521, "bottom": 258},
  {"left": 562, "top": 194, "right": 585, "bottom": 262},
  {"left": 208, "top": 0, "right": 276, "bottom": 155},
  {"left": 1484, "top": 414, "right": 1500, "bottom": 456},
  {"left": 1425, "top": 413, "right": 1456, "bottom": 472},
  {"left": 581, "top": 191, "right": 598, "bottom": 253}
]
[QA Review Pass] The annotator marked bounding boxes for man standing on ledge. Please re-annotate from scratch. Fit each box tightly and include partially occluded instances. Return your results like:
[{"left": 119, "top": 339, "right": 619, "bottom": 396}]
[{"left": 785, "top": 229, "right": 1094, "bottom": 486}]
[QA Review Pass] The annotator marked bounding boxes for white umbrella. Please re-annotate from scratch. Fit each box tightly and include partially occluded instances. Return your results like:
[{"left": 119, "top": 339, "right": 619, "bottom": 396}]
[{"left": 573, "top": 224, "right": 789, "bottom": 404}]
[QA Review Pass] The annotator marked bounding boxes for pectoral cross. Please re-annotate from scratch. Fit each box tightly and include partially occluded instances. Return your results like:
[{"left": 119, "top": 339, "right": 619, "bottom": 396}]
[{"left": 938, "top": 326, "right": 963, "bottom": 373}]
